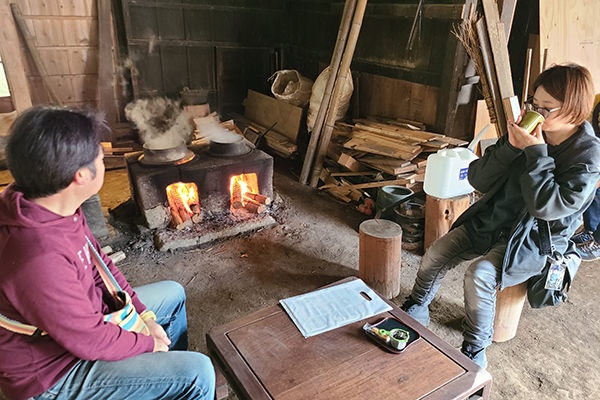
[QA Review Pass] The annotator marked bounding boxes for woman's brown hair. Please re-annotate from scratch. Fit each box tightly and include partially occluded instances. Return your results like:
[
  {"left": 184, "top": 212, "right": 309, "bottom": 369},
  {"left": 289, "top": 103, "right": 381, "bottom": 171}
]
[{"left": 532, "top": 63, "right": 595, "bottom": 126}]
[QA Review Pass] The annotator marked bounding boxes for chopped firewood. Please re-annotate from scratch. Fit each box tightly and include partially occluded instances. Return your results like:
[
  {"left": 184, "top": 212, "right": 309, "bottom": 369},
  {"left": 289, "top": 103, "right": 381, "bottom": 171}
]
[
  {"left": 319, "top": 177, "right": 415, "bottom": 191},
  {"left": 337, "top": 153, "right": 364, "bottom": 172},
  {"left": 324, "top": 186, "right": 353, "bottom": 203},
  {"left": 365, "top": 116, "right": 427, "bottom": 131},
  {"left": 351, "top": 130, "right": 422, "bottom": 149},
  {"left": 244, "top": 192, "right": 271, "bottom": 205},
  {"left": 108, "top": 251, "right": 126, "bottom": 264},
  {"left": 330, "top": 171, "right": 381, "bottom": 177},
  {"left": 436, "top": 136, "right": 470, "bottom": 147},
  {"left": 342, "top": 138, "right": 420, "bottom": 161},
  {"left": 244, "top": 201, "right": 265, "bottom": 214},
  {"left": 353, "top": 119, "right": 443, "bottom": 143},
  {"left": 192, "top": 213, "right": 203, "bottom": 224},
  {"left": 420, "top": 140, "right": 449, "bottom": 151},
  {"left": 230, "top": 180, "right": 244, "bottom": 209}
]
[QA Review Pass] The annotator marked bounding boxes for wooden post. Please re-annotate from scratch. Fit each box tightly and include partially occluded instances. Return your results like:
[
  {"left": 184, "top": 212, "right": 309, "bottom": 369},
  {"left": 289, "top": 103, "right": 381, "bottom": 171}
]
[
  {"left": 309, "top": 0, "right": 368, "bottom": 188},
  {"left": 493, "top": 281, "right": 528, "bottom": 342},
  {"left": 359, "top": 219, "right": 403, "bottom": 299},
  {"left": 424, "top": 194, "right": 470, "bottom": 250},
  {"left": 299, "top": 0, "right": 357, "bottom": 185}
]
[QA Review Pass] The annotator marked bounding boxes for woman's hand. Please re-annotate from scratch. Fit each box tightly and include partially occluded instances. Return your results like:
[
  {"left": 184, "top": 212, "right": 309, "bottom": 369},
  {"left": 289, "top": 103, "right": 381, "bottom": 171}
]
[{"left": 507, "top": 113, "right": 545, "bottom": 149}]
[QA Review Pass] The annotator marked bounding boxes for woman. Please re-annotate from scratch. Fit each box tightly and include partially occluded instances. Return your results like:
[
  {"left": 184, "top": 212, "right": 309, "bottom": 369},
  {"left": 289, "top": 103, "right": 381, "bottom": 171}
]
[{"left": 401, "top": 63, "right": 600, "bottom": 369}]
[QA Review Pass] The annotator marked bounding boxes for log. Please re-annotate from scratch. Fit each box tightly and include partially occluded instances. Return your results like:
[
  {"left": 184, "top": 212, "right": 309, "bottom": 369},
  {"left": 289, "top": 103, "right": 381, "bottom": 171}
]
[
  {"left": 244, "top": 201, "right": 265, "bottom": 214},
  {"left": 424, "top": 194, "right": 471, "bottom": 250},
  {"left": 493, "top": 282, "right": 528, "bottom": 342},
  {"left": 244, "top": 192, "right": 271, "bottom": 205},
  {"left": 230, "top": 181, "right": 244, "bottom": 209},
  {"left": 359, "top": 219, "right": 403, "bottom": 299}
]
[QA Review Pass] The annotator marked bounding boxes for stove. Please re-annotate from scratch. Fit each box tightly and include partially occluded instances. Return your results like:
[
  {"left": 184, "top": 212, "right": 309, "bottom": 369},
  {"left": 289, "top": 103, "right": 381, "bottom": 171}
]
[{"left": 125, "top": 145, "right": 274, "bottom": 232}]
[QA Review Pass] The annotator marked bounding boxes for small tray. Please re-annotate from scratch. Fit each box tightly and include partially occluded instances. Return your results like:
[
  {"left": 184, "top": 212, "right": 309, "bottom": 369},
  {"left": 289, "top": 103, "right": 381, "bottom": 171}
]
[{"left": 362, "top": 317, "right": 420, "bottom": 354}]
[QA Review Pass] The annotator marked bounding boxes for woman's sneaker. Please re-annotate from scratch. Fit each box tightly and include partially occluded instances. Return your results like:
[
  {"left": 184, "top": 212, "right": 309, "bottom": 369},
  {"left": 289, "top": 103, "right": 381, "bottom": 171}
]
[
  {"left": 400, "top": 296, "right": 430, "bottom": 326},
  {"left": 572, "top": 231, "right": 594, "bottom": 245},
  {"left": 576, "top": 238, "right": 600, "bottom": 262},
  {"left": 461, "top": 342, "right": 488, "bottom": 369}
]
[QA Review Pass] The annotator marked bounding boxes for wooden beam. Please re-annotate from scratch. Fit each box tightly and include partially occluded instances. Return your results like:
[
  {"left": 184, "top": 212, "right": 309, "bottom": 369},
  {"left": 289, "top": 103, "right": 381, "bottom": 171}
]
[
  {"left": 10, "top": 3, "right": 62, "bottom": 105},
  {"left": 97, "top": 0, "right": 119, "bottom": 133},
  {"left": 0, "top": 0, "right": 32, "bottom": 112}
]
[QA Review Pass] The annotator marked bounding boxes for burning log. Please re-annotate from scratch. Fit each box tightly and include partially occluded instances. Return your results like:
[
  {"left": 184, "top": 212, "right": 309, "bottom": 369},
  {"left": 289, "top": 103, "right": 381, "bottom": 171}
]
[
  {"left": 170, "top": 203, "right": 193, "bottom": 230},
  {"left": 244, "top": 192, "right": 271, "bottom": 205},
  {"left": 243, "top": 198, "right": 266, "bottom": 214},
  {"left": 230, "top": 180, "right": 244, "bottom": 209}
]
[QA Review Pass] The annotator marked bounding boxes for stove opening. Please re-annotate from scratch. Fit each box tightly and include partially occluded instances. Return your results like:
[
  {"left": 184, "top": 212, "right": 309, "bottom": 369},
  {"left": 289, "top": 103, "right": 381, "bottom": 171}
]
[
  {"left": 229, "top": 173, "right": 271, "bottom": 214},
  {"left": 166, "top": 182, "right": 202, "bottom": 229}
]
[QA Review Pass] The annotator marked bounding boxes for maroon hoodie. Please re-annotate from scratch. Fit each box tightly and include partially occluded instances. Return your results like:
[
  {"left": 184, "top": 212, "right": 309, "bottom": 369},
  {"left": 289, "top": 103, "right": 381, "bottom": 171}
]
[{"left": 0, "top": 185, "right": 154, "bottom": 399}]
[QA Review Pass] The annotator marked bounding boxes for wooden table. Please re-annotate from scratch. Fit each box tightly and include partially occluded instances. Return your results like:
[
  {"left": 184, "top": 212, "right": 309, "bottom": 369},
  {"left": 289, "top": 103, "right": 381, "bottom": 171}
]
[{"left": 207, "top": 277, "right": 492, "bottom": 400}]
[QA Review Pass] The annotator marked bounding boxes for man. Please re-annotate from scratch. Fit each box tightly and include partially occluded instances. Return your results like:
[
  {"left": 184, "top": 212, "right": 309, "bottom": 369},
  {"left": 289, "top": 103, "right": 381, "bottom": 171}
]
[{"left": 0, "top": 106, "right": 215, "bottom": 400}]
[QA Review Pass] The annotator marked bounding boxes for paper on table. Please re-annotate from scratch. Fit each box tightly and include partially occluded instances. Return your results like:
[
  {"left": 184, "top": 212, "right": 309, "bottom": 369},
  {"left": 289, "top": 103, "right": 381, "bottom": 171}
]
[{"left": 279, "top": 278, "right": 392, "bottom": 338}]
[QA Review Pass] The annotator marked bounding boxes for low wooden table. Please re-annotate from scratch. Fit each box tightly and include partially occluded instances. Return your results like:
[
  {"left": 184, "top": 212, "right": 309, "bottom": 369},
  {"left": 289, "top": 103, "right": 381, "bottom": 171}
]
[{"left": 207, "top": 277, "right": 492, "bottom": 400}]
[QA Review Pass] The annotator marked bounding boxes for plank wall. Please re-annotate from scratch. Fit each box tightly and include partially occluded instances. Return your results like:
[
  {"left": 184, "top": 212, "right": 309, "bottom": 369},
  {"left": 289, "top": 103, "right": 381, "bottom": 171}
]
[{"left": 4, "top": 0, "right": 99, "bottom": 109}]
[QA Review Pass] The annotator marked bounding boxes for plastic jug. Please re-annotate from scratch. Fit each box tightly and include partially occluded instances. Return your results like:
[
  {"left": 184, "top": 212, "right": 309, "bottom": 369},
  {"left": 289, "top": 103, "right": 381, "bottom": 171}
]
[{"left": 423, "top": 148, "right": 478, "bottom": 199}]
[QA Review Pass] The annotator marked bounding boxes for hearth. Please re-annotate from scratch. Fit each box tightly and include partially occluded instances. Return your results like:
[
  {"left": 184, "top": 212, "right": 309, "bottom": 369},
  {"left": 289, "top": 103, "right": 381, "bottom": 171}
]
[{"left": 125, "top": 144, "right": 276, "bottom": 250}]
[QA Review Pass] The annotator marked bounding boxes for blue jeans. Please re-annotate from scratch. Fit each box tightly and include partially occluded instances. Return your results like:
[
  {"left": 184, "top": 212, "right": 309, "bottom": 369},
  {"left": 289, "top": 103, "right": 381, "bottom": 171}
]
[
  {"left": 583, "top": 187, "right": 600, "bottom": 241},
  {"left": 32, "top": 281, "right": 215, "bottom": 400},
  {"left": 409, "top": 225, "right": 508, "bottom": 349}
]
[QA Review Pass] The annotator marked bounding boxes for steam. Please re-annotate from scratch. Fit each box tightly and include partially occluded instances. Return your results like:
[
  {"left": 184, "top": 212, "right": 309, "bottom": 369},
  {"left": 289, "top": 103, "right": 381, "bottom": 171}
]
[
  {"left": 194, "top": 114, "right": 241, "bottom": 144},
  {"left": 125, "top": 97, "right": 193, "bottom": 149}
]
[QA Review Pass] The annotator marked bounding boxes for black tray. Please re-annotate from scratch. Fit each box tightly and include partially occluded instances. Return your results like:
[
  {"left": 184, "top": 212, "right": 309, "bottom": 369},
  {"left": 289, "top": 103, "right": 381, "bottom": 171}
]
[{"left": 362, "top": 317, "right": 421, "bottom": 354}]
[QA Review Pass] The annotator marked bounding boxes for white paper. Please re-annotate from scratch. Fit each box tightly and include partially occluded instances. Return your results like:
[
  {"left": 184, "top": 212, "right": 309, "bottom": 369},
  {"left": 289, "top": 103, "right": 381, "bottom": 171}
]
[{"left": 279, "top": 278, "right": 392, "bottom": 338}]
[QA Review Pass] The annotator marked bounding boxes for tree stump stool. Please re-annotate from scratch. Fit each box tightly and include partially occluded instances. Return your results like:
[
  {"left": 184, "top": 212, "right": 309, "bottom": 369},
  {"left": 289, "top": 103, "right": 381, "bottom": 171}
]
[
  {"left": 359, "top": 219, "right": 403, "bottom": 299},
  {"left": 424, "top": 194, "right": 471, "bottom": 250},
  {"left": 493, "top": 281, "right": 528, "bottom": 342}
]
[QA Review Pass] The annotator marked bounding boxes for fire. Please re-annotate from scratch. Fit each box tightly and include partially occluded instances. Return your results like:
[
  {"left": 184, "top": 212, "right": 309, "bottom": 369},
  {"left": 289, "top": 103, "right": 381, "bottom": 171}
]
[
  {"left": 230, "top": 173, "right": 259, "bottom": 206},
  {"left": 166, "top": 182, "right": 201, "bottom": 229},
  {"left": 229, "top": 173, "right": 271, "bottom": 214}
]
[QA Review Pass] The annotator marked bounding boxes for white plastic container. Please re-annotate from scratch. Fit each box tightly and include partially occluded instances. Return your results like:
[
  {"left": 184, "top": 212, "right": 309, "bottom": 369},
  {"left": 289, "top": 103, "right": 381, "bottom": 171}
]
[{"left": 423, "top": 148, "right": 479, "bottom": 199}]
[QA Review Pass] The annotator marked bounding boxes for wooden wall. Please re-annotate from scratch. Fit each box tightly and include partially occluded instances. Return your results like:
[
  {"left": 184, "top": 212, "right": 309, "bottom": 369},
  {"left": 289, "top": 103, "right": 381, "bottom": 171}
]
[
  {"left": 537, "top": 0, "right": 600, "bottom": 92},
  {"left": 0, "top": 0, "right": 99, "bottom": 109}
]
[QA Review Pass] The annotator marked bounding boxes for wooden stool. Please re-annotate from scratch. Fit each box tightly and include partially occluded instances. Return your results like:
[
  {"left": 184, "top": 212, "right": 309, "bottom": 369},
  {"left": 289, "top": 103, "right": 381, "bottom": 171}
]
[
  {"left": 359, "top": 219, "right": 402, "bottom": 299},
  {"left": 424, "top": 194, "right": 471, "bottom": 250},
  {"left": 493, "top": 282, "right": 528, "bottom": 342}
]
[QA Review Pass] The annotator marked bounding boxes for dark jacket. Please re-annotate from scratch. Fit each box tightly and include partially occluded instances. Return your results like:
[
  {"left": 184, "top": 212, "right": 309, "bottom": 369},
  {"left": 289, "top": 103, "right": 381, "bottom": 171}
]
[{"left": 453, "top": 121, "right": 600, "bottom": 289}]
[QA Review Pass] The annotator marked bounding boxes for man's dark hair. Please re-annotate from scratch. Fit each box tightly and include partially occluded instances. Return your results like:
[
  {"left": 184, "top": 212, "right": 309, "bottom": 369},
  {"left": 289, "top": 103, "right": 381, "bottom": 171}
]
[{"left": 6, "top": 106, "right": 106, "bottom": 199}]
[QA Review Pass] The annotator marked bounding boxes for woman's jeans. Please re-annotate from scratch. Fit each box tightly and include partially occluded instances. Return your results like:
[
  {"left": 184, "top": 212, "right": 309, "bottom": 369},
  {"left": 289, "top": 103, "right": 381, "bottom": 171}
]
[
  {"left": 32, "top": 281, "right": 216, "bottom": 400},
  {"left": 409, "top": 225, "right": 506, "bottom": 350},
  {"left": 583, "top": 187, "right": 600, "bottom": 241}
]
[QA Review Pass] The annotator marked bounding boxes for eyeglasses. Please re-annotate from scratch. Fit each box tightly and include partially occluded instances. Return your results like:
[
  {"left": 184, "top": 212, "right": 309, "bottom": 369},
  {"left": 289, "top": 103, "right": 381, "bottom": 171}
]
[{"left": 524, "top": 97, "right": 561, "bottom": 119}]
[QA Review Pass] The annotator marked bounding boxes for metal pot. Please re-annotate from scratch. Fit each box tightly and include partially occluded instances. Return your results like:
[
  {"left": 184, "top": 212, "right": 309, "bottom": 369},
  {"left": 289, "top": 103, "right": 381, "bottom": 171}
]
[
  {"left": 209, "top": 134, "right": 253, "bottom": 157},
  {"left": 138, "top": 141, "right": 195, "bottom": 166}
]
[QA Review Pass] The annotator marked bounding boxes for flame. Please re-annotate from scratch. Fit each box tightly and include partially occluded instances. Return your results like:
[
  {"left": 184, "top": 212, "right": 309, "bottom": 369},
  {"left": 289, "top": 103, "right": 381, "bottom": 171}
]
[
  {"left": 166, "top": 182, "right": 199, "bottom": 215},
  {"left": 230, "top": 173, "right": 259, "bottom": 206}
]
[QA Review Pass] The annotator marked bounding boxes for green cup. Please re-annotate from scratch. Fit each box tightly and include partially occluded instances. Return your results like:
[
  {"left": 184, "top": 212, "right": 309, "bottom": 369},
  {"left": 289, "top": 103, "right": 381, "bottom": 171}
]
[{"left": 519, "top": 110, "right": 545, "bottom": 134}]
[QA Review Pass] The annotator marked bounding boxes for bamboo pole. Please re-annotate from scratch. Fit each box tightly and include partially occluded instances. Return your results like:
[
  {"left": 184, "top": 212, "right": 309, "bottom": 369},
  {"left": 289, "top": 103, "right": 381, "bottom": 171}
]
[
  {"left": 299, "top": 0, "right": 357, "bottom": 185},
  {"left": 309, "top": 0, "right": 368, "bottom": 188}
]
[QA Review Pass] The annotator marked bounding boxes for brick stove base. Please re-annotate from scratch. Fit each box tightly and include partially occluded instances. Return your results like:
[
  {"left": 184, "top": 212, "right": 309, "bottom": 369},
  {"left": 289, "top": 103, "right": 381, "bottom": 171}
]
[
  {"left": 154, "top": 214, "right": 277, "bottom": 251},
  {"left": 126, "top": 146, "right": 274, "bottom": 229},
  {"left": 125, "top": 146, "right": 276, "bottom": 250}
]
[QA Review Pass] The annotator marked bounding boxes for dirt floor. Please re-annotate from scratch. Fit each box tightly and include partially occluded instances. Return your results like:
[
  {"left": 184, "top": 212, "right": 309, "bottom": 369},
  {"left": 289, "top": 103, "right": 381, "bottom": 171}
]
[{"left": 2, "top": 157, "right": 600, "bottom": 400}]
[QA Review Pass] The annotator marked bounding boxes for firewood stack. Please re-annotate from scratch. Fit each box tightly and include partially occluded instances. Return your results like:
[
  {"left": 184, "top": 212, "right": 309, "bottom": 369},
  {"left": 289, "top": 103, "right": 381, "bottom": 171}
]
[
  {"left": 318, "top": 116, "right": 468, "bottom": 209},
  {"left": 230, "top": 187, "right": 271, "bottom": 215},
  {"left": 169, "top": 199, "right": 202, "bottom": 230}
]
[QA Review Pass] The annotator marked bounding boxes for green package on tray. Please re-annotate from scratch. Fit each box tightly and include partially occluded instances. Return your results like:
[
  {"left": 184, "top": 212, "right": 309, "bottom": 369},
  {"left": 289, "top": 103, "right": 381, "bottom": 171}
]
[{"left": 363, "top": 317, "right": 420, "bottom": 354}]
